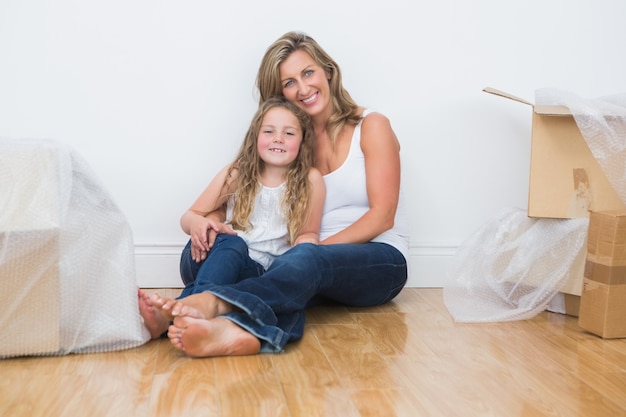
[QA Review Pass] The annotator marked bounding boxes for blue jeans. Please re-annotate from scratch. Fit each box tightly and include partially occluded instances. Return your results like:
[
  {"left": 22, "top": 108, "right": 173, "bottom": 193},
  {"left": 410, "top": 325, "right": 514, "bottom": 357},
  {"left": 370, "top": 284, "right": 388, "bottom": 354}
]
[
  {"left": 196, "top": 242, "right": 407, "bottom": 353},
  {"left": 178, "top": 234, "right": 265, "bottom": 299}
]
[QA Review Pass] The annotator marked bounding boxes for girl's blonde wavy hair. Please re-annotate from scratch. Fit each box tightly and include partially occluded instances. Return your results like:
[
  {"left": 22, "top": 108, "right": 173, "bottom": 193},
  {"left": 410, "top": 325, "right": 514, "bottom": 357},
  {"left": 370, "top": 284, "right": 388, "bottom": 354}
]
[
  {"left": 256, "top": 31, "right": 362, "bottom": 147},
  {"left": 225, "top": 96, "right": 315, "bottom": 244}
]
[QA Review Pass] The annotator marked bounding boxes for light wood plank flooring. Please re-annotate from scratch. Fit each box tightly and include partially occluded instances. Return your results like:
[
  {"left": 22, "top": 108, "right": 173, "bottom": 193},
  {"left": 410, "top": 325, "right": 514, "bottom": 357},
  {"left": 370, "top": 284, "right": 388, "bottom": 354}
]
[{"left": 1, "top": 288, "right": 625, "bottom": 417}]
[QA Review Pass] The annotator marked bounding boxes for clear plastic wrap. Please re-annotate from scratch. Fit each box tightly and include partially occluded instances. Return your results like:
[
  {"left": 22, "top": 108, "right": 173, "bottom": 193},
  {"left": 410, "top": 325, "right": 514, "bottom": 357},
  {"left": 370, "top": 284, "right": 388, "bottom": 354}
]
[
  {"left": 0, "top": 138, "right": 150, "bottom": 358},
  {"left": 444, "top": 89, "right": 626, "bottom": 322},
  {"left": 444, "top": 208, "right": 588, "bottom": 322}
]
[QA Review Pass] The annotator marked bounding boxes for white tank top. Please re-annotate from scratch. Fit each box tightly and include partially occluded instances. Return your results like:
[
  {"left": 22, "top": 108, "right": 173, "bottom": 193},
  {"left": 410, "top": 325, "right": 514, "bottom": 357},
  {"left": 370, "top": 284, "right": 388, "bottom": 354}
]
[
  {"left": 226, "top": 183, "right": 291, "bottom": 270},
  {"left": 320, "top": 110, "right": 410, "bottom": 261}
]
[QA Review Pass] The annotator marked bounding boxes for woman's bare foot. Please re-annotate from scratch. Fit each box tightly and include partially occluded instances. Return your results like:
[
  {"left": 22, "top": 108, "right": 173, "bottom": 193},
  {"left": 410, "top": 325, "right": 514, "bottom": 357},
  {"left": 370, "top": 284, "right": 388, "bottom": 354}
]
[
  {"left": 151, "top": 292, "right": 233, "bottom": 321},
  {"left": 168, "top": 316, "right": 261, "bottom": 357},
  {"left": 137, "top": 289, "right": 169, "bottom": 339}
]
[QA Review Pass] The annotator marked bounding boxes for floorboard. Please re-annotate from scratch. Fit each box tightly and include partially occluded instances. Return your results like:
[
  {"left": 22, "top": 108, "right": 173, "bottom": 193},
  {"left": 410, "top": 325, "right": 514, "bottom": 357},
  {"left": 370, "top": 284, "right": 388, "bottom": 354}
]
[{"left": 1, "top": 288, "right": 625, "bottom": 417}]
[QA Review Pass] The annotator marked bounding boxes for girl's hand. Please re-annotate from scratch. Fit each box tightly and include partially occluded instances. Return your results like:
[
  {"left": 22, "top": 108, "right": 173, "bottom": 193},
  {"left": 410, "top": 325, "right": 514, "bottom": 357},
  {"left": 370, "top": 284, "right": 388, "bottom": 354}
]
[
  {"left": 189, "top": 215, "right": 236, "bottom": 262},
  {"left": 189, "top": 216, "right": 215, "bottom": 262},
  {"left": 180, "top": 164, "right": 239, "bottom": 262}
]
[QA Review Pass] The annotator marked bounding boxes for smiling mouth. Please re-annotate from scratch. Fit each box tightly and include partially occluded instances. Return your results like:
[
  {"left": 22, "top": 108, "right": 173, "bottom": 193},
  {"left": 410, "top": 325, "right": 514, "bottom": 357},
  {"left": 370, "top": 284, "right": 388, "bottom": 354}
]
[
  {"left": 269, "top": 148, "right": 286, "bottom": 153},
  {"left": 301, "top": 92, "right": 317, "bottom": 104}
]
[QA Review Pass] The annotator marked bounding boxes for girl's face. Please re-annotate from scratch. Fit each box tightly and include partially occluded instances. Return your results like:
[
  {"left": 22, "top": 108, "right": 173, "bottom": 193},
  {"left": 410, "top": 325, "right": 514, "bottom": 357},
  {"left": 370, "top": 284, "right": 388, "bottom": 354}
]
[
  {"left": 279, "top": 49, "right": 331, "bottom": 119},
  {"left": 257, "top": 107, "right": 303, "bottom": 168}
]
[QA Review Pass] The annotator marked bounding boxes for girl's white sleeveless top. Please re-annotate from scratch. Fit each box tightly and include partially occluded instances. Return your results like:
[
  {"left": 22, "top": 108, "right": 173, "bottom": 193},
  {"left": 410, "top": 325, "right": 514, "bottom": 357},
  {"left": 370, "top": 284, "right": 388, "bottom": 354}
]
[{"left": 226, "top": 183, "right": 290, "bottom": 270}]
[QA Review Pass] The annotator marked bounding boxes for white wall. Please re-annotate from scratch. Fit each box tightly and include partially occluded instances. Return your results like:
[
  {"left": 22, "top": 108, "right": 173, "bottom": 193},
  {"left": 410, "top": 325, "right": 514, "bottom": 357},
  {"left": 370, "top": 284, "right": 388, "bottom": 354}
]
[{"left": 2, "top": 0, "right": 626, "bottom": 288}]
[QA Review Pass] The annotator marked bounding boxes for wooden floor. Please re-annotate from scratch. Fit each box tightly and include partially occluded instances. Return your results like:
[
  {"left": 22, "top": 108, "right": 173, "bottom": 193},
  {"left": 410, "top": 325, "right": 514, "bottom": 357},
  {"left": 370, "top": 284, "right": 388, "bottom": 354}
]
[{"left": 1, "top": 288, "right": 626, "bottom": 417}]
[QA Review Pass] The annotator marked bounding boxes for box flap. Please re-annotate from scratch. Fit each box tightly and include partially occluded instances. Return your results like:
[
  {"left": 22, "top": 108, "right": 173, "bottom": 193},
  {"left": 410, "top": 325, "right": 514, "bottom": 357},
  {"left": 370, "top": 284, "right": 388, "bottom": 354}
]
[
  {"left": 533, "top": 104, "right": 572, "bottom": 116},
  {"left": 483, "top": 87, "right": 533, "bottom": 106},
  {"left": 483, "top": 87, "right": 573, "bottom": 116}
]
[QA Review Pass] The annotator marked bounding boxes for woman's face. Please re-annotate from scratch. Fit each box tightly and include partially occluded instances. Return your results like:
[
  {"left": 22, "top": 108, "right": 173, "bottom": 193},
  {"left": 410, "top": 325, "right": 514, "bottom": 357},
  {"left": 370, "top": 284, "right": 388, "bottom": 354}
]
[{"left": 279, "top": 49, "right": 331, "bottom": 119}]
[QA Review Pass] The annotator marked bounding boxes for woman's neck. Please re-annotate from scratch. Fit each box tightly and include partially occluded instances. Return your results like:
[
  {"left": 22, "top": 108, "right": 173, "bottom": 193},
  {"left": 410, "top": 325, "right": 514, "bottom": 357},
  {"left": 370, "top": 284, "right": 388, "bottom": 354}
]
[{"left": 312, "top": 106, "right": 332, "bottom": 133}]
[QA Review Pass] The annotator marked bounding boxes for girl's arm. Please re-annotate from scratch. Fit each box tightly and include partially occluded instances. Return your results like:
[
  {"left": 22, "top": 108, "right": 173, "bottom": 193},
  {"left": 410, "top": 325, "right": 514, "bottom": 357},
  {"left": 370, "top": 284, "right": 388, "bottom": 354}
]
[
  {"left": 293, "top": 167, "right": 326, "bottom": 245},
  {"left": 180, "top": 165, "right": 237, "bottom": 260},
  {"left": 321, "top": 112, "right": 401, "bottom": 245}
]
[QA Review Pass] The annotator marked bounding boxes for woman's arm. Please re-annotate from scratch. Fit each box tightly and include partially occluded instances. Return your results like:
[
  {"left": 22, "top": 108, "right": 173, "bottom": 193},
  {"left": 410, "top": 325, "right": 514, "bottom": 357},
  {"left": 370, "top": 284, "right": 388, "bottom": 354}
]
[
  {"left": 293, "top": 168, "right": 326, "bottom": 245},
  {"left": 321, "top": 112, "right": 401, "bottom": 245}
]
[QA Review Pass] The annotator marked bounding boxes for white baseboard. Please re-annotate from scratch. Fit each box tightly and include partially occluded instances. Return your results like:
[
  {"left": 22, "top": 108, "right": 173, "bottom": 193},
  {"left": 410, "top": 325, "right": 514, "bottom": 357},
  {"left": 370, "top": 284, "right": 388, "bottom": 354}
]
[
  {"left": 407, "top": 243, "right": 457, "bottom": 287},
  {"left": 134, "top": 243, "right": 185, "bottom": 288},
  {"left": 134, "top": 242, "right": 458, "bottom": 289}
]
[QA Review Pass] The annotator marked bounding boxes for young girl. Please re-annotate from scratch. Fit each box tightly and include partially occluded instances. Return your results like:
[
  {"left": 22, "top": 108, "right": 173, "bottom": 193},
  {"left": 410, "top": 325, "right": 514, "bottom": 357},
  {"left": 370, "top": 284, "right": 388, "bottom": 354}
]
[{"left": 139, "top": 96, "right": 325, "bottom": 339}]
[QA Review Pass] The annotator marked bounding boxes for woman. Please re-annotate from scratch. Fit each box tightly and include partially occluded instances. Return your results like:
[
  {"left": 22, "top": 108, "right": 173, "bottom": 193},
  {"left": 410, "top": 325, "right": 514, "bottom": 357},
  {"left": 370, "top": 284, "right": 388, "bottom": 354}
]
[{"left": 152, "top": 31, "right": 410, "bottom": 357}]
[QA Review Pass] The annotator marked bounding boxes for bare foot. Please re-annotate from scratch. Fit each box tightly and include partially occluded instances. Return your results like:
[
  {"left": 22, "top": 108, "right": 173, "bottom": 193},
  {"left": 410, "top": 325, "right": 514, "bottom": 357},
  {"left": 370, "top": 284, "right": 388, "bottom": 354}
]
[
  {"left": 138, "top": 289, "right": 169, "bottom": 339},
  {"left": 148, "top": 293, "right": 176, "bottom": 322},
  {"left": 167, "top": 316, "right": 261, "bottom": 357},
  {"left": 152, "top": 292, "right": 233, "bottom": 321}
]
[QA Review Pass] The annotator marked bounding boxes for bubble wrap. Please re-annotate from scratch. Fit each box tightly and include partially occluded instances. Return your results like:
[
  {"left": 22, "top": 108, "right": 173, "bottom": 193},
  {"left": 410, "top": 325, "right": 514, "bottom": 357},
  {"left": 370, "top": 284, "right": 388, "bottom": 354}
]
[
  {"left": 0, "top": 138, "right": 150, "bottom": 358},
  {"left": 444, "top": 89, "right": 626, "bottom": 322}
]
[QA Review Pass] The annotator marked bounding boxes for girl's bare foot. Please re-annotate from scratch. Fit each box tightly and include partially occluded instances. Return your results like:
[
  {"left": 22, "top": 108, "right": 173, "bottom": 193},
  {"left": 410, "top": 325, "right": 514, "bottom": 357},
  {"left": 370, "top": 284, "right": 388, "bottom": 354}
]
[
  {"left": 137, "top": 289, "right": 169, "bottom": 339},
  {"left": 148, "top": 293, "right": 177, "bottom": 322},
  {"left": 167, "top": 316, "right": 261, "bottom": 357},
  {"left": 151, "top": 292, "right": 233, "bottom": 320}
]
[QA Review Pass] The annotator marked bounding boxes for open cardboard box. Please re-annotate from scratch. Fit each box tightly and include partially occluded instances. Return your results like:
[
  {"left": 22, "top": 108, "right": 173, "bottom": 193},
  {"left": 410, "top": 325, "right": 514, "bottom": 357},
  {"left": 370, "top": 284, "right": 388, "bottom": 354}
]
[{"left": 483, "top": 87, "right": 626, "bottom": 219}]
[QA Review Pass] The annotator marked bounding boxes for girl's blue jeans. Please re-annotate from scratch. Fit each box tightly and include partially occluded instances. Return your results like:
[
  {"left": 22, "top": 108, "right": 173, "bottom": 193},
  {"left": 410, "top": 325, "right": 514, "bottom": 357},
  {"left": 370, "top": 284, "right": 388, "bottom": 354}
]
[
  {"left": 179, "top": 234, "right": 264, "bottom": 298},
  {"left": 180, "top": 240, "right": 407, "bottom": 353}
]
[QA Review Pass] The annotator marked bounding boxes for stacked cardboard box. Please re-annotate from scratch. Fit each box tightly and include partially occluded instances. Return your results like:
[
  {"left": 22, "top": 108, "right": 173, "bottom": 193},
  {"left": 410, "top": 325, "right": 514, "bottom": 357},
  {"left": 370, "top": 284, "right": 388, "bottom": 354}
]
[{"left": 578, "top": 210, "right": 626, "bottom": 338}]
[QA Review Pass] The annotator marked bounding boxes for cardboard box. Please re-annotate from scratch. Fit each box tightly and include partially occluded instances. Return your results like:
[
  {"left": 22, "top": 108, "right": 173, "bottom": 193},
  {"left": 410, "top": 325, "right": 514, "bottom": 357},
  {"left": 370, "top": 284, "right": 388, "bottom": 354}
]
[
  {"left": 564, "top": 293, "right": 581, "bottom": 317},
  {"left": 0, "top": 230, "right": 61, "bottom": 357},
  {"left": 584, "top": 260, "right": 626, "bottom": 285},
  {"left": 587, "top": 210, "right": 626, "bottom": 266},
  {"left": 546, "top": 292, "right": 581, "bottom": 317},
  {"left": 0, "top": 146, "right": 61, "bottom": 357},
  {"left": 578, "top": 278, "right": 626, "bottom": 338},
  {"left": 483, "top": 87, "right": 626, "bottom": 219},
  {"left": 559, "top": 243, "right": 587, "bottom": 296}
]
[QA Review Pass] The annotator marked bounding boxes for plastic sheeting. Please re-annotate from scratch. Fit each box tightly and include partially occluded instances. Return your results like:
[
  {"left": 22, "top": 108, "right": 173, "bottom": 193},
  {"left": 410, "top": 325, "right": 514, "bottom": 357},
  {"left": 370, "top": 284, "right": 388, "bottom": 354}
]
[
  {"left": 444, "top": 89, "right": 626, "bottom": 322},
  {"left": 444, "top": 208, "right": 588, "bottom": 322},
  {"left": 0, "top": 138, "right": 150, "bottom": 358}
]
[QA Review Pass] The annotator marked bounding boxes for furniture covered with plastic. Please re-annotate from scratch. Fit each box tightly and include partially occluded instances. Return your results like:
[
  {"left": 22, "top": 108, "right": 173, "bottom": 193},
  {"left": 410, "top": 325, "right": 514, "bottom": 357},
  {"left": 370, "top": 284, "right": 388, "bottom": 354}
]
[{"left": 0, "top": 139, "right": 149, "bottom": 358}]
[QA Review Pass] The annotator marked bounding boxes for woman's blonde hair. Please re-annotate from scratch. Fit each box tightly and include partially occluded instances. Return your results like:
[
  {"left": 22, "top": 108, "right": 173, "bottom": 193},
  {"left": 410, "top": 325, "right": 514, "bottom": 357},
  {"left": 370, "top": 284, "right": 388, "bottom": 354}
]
[
  {"left": 256, "top": 31, "right": 362, "bottom": 146},
  {"left": 226, "top": 96, "right": 315, "bottom": 244}
]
